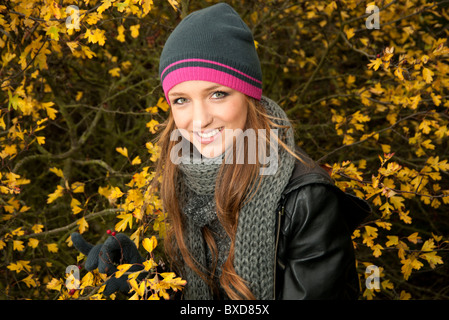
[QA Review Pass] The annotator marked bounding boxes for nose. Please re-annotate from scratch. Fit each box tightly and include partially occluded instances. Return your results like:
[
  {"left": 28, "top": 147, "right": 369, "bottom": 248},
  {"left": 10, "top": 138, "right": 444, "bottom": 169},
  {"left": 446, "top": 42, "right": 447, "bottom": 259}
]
[{"left": 192, "top": 100, "right": 213, "bottom": 131}]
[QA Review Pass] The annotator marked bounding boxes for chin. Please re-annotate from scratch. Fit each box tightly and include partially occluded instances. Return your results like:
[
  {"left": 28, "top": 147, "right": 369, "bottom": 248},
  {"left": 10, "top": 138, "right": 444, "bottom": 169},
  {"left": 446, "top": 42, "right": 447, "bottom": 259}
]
[{"left": 196, "top": 145, "right": 224, "bottom": 159}]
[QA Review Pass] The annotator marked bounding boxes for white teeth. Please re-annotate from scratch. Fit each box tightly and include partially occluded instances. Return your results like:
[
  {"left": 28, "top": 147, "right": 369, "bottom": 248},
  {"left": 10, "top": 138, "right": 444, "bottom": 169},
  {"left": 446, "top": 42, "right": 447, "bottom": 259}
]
[{"left": 197, "top": 127, "right": 223, "bottom": 138}]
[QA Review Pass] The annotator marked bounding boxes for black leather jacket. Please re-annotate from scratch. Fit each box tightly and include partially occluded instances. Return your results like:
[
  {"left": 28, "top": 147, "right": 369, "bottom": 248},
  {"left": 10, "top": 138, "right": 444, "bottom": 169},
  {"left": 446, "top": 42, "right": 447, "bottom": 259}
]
[{"left": 274, "top": 150, "right": 371, "bottom": 299}]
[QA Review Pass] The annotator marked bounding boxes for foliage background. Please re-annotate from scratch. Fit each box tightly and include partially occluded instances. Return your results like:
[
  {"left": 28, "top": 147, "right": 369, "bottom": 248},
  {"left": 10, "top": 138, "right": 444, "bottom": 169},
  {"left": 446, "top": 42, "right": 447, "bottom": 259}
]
[{"left": 1, "top": 0, "right": 448, "bottom": 300}]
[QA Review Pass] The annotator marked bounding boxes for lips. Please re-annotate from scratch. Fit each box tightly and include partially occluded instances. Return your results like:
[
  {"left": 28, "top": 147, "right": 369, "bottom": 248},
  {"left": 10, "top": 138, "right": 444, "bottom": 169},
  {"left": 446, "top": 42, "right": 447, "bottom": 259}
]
[{"left": 194, "top": 127, "right": 224, "bottom": 144}]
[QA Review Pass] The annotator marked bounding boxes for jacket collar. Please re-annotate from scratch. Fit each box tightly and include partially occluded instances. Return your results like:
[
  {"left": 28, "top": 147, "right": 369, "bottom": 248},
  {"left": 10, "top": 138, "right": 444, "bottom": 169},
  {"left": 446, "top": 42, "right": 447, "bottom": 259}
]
[{"left": 281, "top": 147, "right": 334, "bottom": 197}]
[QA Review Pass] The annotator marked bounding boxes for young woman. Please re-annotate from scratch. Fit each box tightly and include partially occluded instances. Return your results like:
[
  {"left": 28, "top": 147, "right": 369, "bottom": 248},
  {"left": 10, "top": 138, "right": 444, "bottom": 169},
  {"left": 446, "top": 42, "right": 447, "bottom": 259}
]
[{"left": 72, "top": 2, "right": 371, "bottom": 300}]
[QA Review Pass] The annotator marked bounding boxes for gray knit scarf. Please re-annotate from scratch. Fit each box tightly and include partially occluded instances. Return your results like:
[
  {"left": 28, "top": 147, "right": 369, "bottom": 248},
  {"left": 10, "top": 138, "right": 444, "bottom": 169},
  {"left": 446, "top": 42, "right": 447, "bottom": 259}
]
[{"left": 175, "top": 96, "right": 296, "bottom": 300}]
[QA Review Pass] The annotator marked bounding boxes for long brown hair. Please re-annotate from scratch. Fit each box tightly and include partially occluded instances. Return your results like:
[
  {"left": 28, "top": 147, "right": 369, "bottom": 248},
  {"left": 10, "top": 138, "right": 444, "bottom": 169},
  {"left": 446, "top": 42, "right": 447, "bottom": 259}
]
[{"left": 145, "top": 96, "right": 304, "bottom": 299}]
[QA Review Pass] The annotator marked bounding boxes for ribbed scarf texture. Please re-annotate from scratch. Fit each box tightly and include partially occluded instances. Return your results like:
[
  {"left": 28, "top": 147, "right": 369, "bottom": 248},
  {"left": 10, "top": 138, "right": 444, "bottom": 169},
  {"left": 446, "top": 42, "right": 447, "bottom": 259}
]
[{"left": 175, "top": 97, "right": 296, "bottom": 300}]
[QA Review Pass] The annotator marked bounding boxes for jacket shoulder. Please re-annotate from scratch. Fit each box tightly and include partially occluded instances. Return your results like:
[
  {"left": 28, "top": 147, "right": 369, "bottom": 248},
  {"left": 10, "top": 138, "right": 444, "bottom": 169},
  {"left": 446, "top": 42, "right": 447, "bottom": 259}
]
[
  {"left": 280, "top": 147, "right": 371, "bottom": 231},
  {"left": 282, "top": 147, "right": 334, "bottom": 195}
]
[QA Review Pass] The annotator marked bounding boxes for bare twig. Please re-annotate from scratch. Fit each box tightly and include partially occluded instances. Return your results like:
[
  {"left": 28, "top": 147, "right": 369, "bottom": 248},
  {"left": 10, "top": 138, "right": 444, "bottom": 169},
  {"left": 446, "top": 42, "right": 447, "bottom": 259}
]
[
  {"left": 20, "top": 208, "right": 123, "bottom": 239},
  {"left": 317, "top": 111, "right": 437, "bottom": 162}
]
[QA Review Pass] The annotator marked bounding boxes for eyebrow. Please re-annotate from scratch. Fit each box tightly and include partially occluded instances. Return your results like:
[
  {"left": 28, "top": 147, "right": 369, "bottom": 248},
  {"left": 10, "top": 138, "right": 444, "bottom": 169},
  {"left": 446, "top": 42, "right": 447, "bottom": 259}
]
[{"left": 168, "top": 84, "right": 224, "bottom": 98}]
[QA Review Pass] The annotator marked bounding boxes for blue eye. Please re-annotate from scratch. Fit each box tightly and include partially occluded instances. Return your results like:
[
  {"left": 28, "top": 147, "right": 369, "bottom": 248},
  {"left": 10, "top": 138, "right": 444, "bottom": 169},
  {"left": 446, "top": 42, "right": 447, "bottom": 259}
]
[
  {"left": 173, "top": 97, "right": 188, "bottom": 105},
  {"left": 211, "top": 91, "right": 228, "bottom": 99}
]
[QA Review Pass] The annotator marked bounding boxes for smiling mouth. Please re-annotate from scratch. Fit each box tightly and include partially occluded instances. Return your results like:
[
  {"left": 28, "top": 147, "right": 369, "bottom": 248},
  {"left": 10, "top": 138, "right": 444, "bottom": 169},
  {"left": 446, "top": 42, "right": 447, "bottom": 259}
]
[
  {"left": 194, "top": 127, "right": 224, "bottom": 144},
  {"left": 195, "top": 127, "right": 224, "bottom": 138}
]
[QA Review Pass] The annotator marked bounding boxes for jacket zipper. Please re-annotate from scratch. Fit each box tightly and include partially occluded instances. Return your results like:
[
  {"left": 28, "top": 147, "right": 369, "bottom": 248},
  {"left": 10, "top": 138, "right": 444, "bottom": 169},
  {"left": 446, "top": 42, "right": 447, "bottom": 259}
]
[{"left": 273, "top": 202, "right": 285, "bottom": 299}]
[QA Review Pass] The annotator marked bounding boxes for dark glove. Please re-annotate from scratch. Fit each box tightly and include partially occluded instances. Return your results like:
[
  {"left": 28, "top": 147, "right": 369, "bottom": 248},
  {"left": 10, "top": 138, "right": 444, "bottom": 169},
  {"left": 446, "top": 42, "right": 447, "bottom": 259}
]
[{"left": 71, "top": 232, "right": 145, "bottom": 296}]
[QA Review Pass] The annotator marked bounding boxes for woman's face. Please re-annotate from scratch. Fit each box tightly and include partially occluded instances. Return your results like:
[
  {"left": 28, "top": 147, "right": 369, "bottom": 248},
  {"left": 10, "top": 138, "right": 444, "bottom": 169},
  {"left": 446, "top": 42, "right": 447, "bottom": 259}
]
[{"left": 168, "top": 80, "right": 248, "bottom": 158}]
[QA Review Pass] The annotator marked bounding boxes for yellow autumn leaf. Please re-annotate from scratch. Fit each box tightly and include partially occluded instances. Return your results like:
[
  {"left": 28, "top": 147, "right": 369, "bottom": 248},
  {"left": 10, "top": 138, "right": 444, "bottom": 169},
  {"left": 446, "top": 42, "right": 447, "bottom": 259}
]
[
  {"left": 77, "top": 217, "right": 89, "bottom": 234},
  {"left": 369, "top": 82, "right": 384, "bottom": 95},
  {"left": 380, "top": 144, "right": 391, "bottom": 154},
  {"left": 72, "top": 205, "right": 83, "bottom": 215},
  {"left": 418, "top": 120, "right": 432, "bottom": 134},
  {"left": 142, "top": 0, "right": 154, "bottom": 15},
  {"left": 390, "top": 196, "right": 405, "bottom": 210},
  {"left": 131, "top": 156, "right": 141, "bottom": 165},
  {"left": 383, "top": 47, "right": 394, "bottom": 62},
  {"left": 385, "top": 235, "right": 398, "bottom": 247},
  {"left": 98, "top": 185, "right": 111, "bottom": 198},
  {"left": 49, "top": 167, "right": 64, "bottom": 178},
  {"left": 421, "top": 239, "right": 436, "bottom": 252},
  {"left": 421, "top": 139, "right": 435, "bottom": 150},
  {"left": 142, "top": 236, "right": 157, "bottom": 253},
  {"left": 394, "top": 67, "right": 404, "bottom": 80},
  {"left": 110, "top": 186, "right": 124, "bottom": 199},
  {"left": 143, "top": 258, "right": 158, "bottom": 271},
  {"left": 42, "top": 102, "right": 58, "bottom": 120},
  {"left": 420, "top": 251, "right": 443, "bottom": 268},
  {"left": 36, "top": 136, "right": 46, "bottom": 145},
  {"left": 31, "top": 224, "right": 44, "bottom": 234},
  {"left": 115, "top": 264, "right": 133, "bottom": 278},
  {"left": 66, "top": 41, "right": 78, "bottom": 54},
  {"left": 46, "top": 243, "right": 59, "bottom": 253},
  {"left": 46, "top": 278, "right": 63, "bottom": 291},
  {"left": 146, "top": 106, "right": 158, "bottom": 113},
  {"left": 431, "top": 93, "right": 441, "bottom": 106},
  {"left": 422, "top": 67, "right": 434, "bottom": 84},
  {"left": 130, "top": 24, "right": 140, "bottom": 38},
  {"left": 0, "top": 116, "right": 5, "bottom": 130},
  {"left": 2, "top": 144, "right": 17, "bottom": 158},
  {"left": 47, "top": 185, "right": 65, "bottom": 204},
  {"left": 12, "top": 227, "right": 25, "bottom": 236},
  {"left": 367, "top": 58, "right": 382, "bottom": 71},
  {"left": 97, "top": 0, "right": 113, "bottom": 14},
  {"left": 409, "top": 94, "right": 421, "bottom": 110},
  {"left": 116, "top": 147, "right": 128, "bottom": 158},
  {"left": 116, "top": 25, "right": 126, "bottom": 42},
  {"left": 160, "top": 272, "right": 187, "bottom": 291},
  {"left": 147, "top": 293, "right": 160, "bottom": 300},
  {"left": 71, "top": 182, "right": 85, "bottom": 193},
  {"left": 76, "top": 91, "right": 83, "bottom": 101},
  {"left": 382, "top": 279, "right": 394, "bottom": 290},
  {"left": 128, "top": 277, "right": 145, "bottom": 296},
  {"left": 81, "top": 45, "right": 96, "bottom": 59},
  {"left": 146, "top": 119, "right": 160, "bottom": 134},
  {"left": 364, "top": 225, "right": 378, "bottom": 238},
  {"left": 7, "top": 260, "right": 32, "bottom": 273},
  {"left": 115, "top": 213, "right": 133, "bottom": 232},
  {"left": 167, "top": 0, "right": 179, "bottom": 12},
  {"left": 400, "top": 291, "right": 411, "bottom": 300},
  {"left": 85, "top": 28, "right": 106, "bottom": 46},
  {"left": 372, "top": 244, "right": 383, "bottom": 257},
  {"left": 80, "top": 271, "right": 95, "bottom": 288},
  {"left": 109, "top": 67, "right": 121, "bottom": 77},
  {"left": 36, "top": 118, "right": 47, "bottom": 129},
  {"left": 156, "top": 97, "right": 169, "bottom": 111},
  {"left": 398, "top": 210, "right": 412, "bottom": 224},
  {"left": 432, "top": 233, "right": 443, "bottom": 242},
  {"left": 71, "top": 197, "right": 83, "bottom": 215},
  {"left": 114, "top": 1, "right": 128, "bottom": 12},
  {"left": 22, "top": 274, "right": 38, "bottom": 288},
  {"left": 407, "top": 232, "right": 421, "bottom": 244},
  {"left": 46, "top": 26, "right": 60, "bottom": 41},
  {"left": 401, "top": 256, "right": 423, "bottom": 280},
  {"left": 28, "top": 238, "right": 39, "bottom": 248},
  {"left": 121, "top": 61, "right": 132, "bottom": 70},
  {"left": 344, "top": 27, "right": 355, "bottom": 40},
  {"left": 374, "top": 221, "right": 391, "bottom": 230}
]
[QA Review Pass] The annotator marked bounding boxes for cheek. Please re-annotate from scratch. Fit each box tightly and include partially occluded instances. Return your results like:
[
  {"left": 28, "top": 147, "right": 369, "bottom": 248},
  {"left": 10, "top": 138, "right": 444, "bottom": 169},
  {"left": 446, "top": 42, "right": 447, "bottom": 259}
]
[
  {"left": 172, "top": 111, "right": 195, "bottom": 145},
  {"left": 222, "top": 101, "right": 247, "bottom": 129},
  {"left": 172, "top": 110, "right": 190, "bottom": 130}
]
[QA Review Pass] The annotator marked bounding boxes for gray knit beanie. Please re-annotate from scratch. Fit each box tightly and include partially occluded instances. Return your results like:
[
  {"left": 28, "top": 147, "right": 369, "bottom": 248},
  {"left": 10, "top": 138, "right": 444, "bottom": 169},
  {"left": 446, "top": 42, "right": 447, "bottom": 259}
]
[{"left": 159, "top": 3, "right": 262, "bottom": 103}]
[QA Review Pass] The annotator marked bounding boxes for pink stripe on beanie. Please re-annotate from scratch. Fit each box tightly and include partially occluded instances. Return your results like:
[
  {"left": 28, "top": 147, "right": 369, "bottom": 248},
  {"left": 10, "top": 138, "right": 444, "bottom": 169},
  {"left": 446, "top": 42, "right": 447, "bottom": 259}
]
[{"left": 159, "top": 3, "right": 262, "bottom": 104}]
